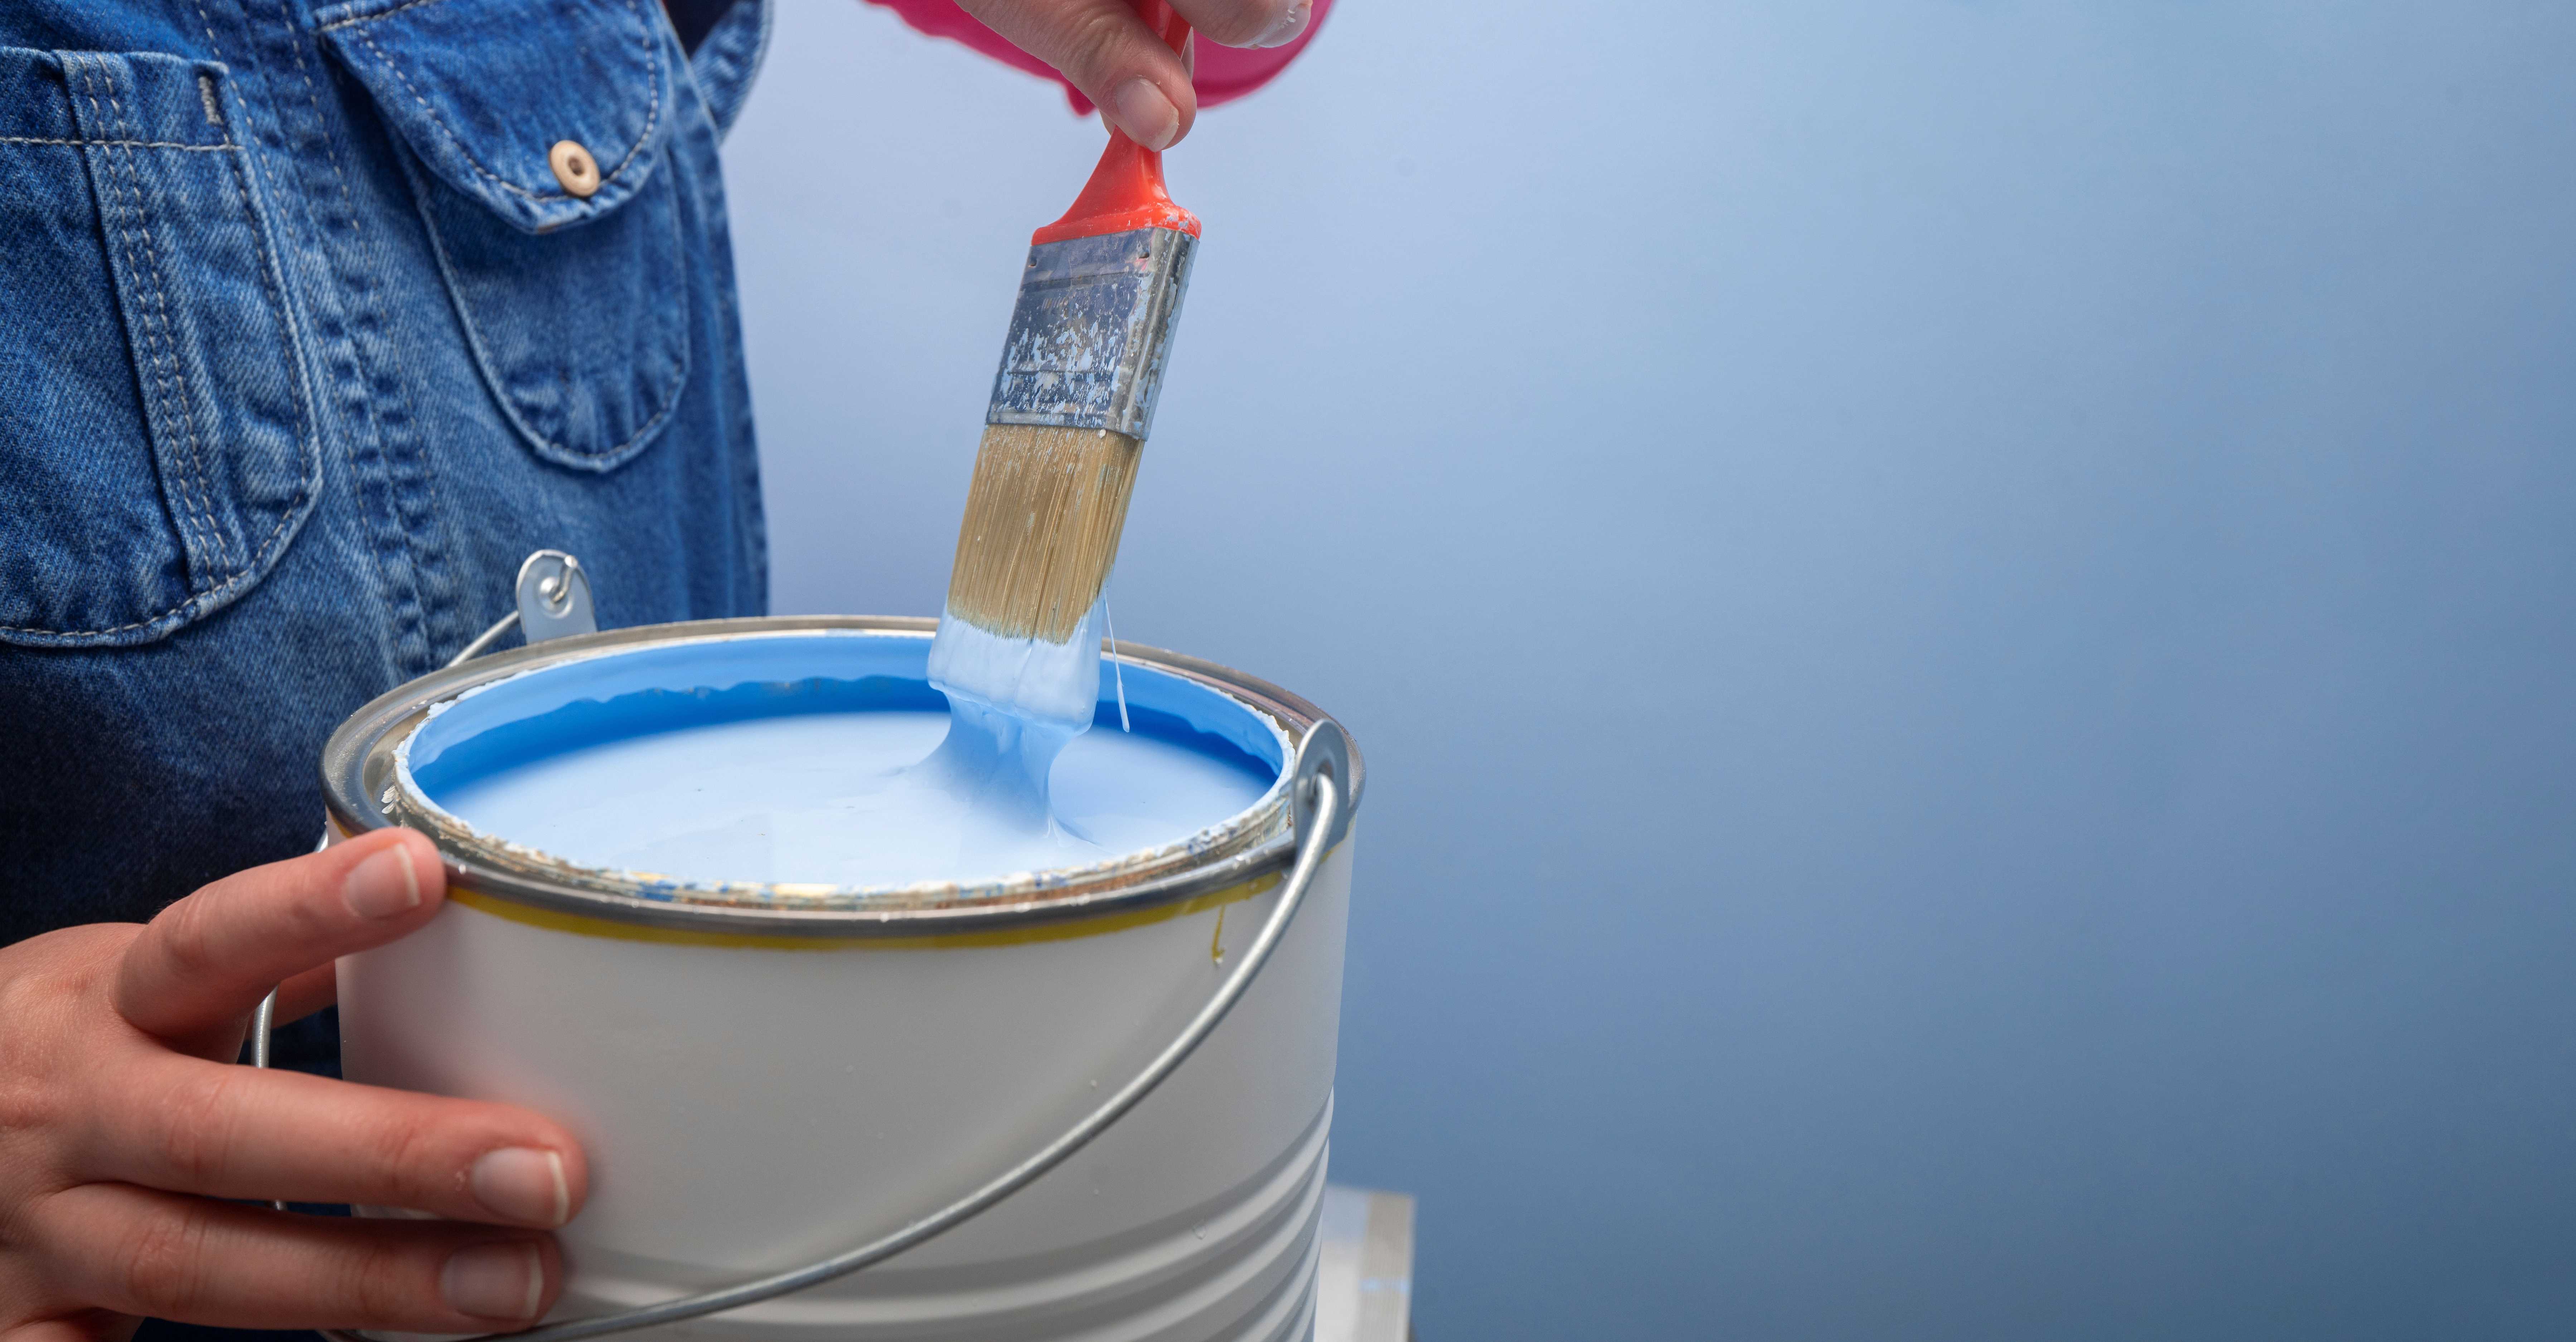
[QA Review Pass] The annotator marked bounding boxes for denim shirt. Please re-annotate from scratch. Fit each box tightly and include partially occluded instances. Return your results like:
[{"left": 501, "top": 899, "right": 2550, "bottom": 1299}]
[{"left": 0, "top": 0, "right": 773, "bottom": 945}]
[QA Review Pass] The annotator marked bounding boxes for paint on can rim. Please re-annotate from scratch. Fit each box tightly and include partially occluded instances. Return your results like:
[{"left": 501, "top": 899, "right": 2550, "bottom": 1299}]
[{"left": 319, "top": 615, "right": 1364, "bottom": 940}]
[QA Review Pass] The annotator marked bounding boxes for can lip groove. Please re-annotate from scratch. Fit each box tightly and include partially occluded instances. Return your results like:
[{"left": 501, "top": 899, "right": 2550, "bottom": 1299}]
[{"left": 319, "top": 616, "right": 1363, "bottom": 938}]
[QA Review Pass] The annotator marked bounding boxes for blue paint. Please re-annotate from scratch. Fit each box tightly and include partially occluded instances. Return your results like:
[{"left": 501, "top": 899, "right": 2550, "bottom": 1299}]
[
  {"left": 409, "top": 675, "right": 943, "bottom": 799},
  {"left": 922, "top": 600, "right": 1108, "bottom": 839},
  {"left": 411, "top": 632, "right": 1280, "bottom": 789},
  {"left": 405, "top": 631, "right": 1283, "bottom": 890}
]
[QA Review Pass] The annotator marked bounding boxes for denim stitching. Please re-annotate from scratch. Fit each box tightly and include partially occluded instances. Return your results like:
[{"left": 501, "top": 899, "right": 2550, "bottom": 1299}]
[
  {"left": 180, "top": 10, "right": 322, "bottom": 522},
  {"left": 99, "top": 74, "right": 228, "bottom": 569},
  {"left": 104, "top": 74, "right": 237, "bottom": 574},
  {"left": 212, "top": 72, "right": 323, "bottom": 541},
  {"left": 338, "top": 0, "right": 662, "bottom": 208},
  {"left": 0, "top": 481, "right": 310, "bottom": 636},
  {"left": 396, "top": 140, "right": 689, "bottom": 465},
  {"left": 260, "top": 0, "right": 386, "bottom": 508},
  {"left": 10, "top": 59, "right": 310, "bottom": 641},
  {"left": 269, "top": 0, "right": 455, "bottom": 668},
  {"left": 591, "top": 0, "right": 664, "bottom": 183},
  {"left": 73, "top": 62, "right": 227, "bottom": 579},
  {"left": 260, "top": 0, "right": 365, "bottom": 227},
  {"left": 0, "top": 136, "right": 235, "bottom": 150},
  {"left": 313, "top": 0, "right": 451, "bottom": 34},
  {"left": 0, "top": 489, "right": 307, "bottom": 634}
]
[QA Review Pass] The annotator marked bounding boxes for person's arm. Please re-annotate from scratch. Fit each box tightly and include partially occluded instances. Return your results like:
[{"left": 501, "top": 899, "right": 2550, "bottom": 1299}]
[
  {"left": 0, "top": 828, "right": 589, "bottom": 1335},
  {"left": 949, "top": 0, "right": 1315, "bottom": 149}
]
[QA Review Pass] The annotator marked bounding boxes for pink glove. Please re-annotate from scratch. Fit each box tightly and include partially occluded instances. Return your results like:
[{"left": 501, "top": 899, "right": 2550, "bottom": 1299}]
[{"left": 860, "top": 0, "right": 1331, "bottom": 117}]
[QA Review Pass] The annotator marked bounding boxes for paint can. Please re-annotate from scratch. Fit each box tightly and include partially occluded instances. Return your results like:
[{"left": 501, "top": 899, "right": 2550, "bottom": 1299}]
[{"left": 317, "top": 615, "right": 1362, "bottom": 1341}]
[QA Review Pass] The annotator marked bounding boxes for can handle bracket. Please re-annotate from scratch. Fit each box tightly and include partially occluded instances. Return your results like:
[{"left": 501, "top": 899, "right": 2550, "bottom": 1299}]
[{"left": 515, "top": 550, "right": 596, "bottom": 645}]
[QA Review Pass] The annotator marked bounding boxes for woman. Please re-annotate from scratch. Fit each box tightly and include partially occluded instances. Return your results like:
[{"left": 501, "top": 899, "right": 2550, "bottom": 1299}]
[{"left": 0, "top": 0, "right": 1317, "bottom": 1333}]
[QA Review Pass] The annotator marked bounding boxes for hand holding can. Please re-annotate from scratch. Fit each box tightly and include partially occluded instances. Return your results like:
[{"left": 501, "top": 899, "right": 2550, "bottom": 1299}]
[{"left": 0, "top": 829, "right": 589, "bottom": 1334}]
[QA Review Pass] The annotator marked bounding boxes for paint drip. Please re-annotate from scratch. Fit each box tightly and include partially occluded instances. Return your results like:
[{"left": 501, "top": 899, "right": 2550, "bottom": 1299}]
[{"left": 921, "top": 596, "right": 1109, "bottom": 848}]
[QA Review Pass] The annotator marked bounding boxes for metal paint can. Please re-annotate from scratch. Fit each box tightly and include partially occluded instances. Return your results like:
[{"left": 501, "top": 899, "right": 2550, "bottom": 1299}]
[{"left": 318, "top": 616, "right": 1362, "bottom": 1341}]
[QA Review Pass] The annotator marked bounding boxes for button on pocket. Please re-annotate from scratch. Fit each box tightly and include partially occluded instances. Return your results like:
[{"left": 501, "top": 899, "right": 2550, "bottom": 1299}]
[
  {"left": 319, "top": 0, "right": 688, "bottom": 472},
  {"left": 549, "top": 140, "right": 602, "bottom": 198},
  {"left": 0, "top": 49, "right": 320, "bottom": 649}
]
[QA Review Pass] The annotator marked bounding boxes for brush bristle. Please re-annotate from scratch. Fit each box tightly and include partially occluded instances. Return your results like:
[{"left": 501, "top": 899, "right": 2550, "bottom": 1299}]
[{"left": 943, "top": 423, "right": 1142, "bottom": 643}]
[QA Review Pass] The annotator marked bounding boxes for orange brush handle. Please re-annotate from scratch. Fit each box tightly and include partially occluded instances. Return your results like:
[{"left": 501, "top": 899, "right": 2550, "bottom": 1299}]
[{"left": 1031, "top": 0, "right": 1201, "bottom": 244}]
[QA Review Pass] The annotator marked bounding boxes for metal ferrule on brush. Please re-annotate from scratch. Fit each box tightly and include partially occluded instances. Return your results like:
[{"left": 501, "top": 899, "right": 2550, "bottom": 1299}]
[{"left": 986, "top": 227, "right": 1196, "bottom": 442}]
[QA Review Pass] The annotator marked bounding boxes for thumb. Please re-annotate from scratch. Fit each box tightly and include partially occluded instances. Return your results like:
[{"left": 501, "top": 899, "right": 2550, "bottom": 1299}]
[
  {"left": 115, "top": 828, "right": 447, "bottom": 1044},
  {"left": 958, "top": 0, "right": 1199, "bottom": 149}
]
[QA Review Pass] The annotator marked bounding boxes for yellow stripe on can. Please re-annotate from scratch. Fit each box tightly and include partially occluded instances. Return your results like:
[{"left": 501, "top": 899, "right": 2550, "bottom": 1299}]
[{"left": 444, "top": 868, "right": 1289, "bottom": 951}]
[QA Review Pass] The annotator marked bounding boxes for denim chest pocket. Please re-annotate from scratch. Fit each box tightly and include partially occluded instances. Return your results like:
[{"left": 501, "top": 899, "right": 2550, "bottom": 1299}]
[
  {"left": 319, "top": 0, "right": 688, "bottom": 472},
  {"left": 0, "top": 49, "right": 321, "bottom": 648}
]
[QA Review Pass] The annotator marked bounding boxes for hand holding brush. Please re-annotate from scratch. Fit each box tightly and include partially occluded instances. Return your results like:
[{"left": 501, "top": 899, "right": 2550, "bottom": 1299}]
[
  {"left": 928, "top": 0, "right": 1213, "bottom": 736},
  {"left": 940, "top": 0, "right": 1321, "bottom": 149}
]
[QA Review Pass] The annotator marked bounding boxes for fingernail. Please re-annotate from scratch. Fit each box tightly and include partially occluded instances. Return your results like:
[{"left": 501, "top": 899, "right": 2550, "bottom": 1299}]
[
  {"left": 471, "top": 1147, "right": 570, "bottom": 1227},
  {"left": 1112, "top": 79, "right": 1179, "bottom": 151},
  {"left": 1251, "top": 0, "right": 1312, "bottom": 48},
  {"left": 443, "top": 1241, "right": 544, "bottom": 1322},
  {"left": 343, "top": 842, "right": 421, "bottom": 921}
]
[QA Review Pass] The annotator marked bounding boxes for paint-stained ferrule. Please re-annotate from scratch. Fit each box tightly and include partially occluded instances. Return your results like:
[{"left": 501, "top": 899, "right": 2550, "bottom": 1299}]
[{"left": 986, "top": 227, "right": 1196, "bottom": 442}]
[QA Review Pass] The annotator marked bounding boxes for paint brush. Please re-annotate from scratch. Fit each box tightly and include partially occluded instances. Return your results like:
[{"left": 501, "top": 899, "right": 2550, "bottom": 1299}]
[{"left": 927, "top": 1, "right": 1199, "bottom": 734}]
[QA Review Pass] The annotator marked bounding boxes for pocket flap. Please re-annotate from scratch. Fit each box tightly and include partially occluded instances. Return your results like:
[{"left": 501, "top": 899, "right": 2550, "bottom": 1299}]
[{"left": 315, "top": 0, "right": 674, "bottom": 234}]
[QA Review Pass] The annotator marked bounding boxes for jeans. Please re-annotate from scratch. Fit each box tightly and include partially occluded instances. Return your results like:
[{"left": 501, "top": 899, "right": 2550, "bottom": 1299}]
[{"left": 0, "top": 0, "right": 772, "bottom": 940}]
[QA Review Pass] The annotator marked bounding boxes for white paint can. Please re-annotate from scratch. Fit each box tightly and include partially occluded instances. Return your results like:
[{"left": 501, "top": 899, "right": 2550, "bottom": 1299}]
[{"left": 319, "top": 617, "right": 1362, "bottom": 1341}]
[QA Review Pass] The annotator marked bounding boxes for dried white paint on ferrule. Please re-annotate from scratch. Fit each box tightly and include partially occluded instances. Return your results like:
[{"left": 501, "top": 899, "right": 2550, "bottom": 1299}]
[{"left": 986, "top": 228, "right": 1196, "bottom": 442}]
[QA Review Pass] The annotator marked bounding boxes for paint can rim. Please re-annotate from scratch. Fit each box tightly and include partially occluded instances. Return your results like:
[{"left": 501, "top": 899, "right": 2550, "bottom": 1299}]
[{"left": 318, "top": 615, "right": 1364, "bottom": 939}]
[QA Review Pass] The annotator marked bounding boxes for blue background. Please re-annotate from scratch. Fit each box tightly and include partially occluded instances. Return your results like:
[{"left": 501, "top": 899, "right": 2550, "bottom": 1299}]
[{"left": 723, "top": 4, "right": 2576, "bottom": 1336}]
